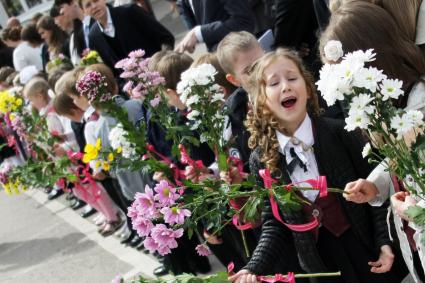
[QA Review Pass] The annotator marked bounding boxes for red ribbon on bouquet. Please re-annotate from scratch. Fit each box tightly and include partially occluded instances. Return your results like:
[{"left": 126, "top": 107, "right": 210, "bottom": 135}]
[
  {"left": 259, "top": 169, "right": 329, "bottom": 232},
  {"left": 178, "top": 144, "right": 204, "bottom": 169},
  {"left": 227, "top": 156, "right": 249, "bottom": 179},
  {"left": 227, "top": 262, "right": 296, "bottom": 283},
  {"left": 146, "top": 144, "right": 184, "bottom": 187}
]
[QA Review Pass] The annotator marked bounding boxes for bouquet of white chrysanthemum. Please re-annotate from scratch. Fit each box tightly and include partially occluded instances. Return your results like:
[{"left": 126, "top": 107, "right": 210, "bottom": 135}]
[
  {"left": 108, "top": 123, "right": 137, "bottom": 160},
  {"left": 318, "top": 40, "right": 425, "bottom": 227},
  {"left": 177, "top": 63, "right": 227, "bottom": 170}
]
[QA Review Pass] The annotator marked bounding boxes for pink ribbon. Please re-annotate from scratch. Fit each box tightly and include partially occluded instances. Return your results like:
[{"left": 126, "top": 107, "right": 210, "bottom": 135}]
[
  {"left": 257, "top": 273, "right": 295, "bottom": 283},
  {"left": 227, "top": 262, "right": 296, "bottom": 283},
  {"left": 227, "top": 156, "right": 248, "bottom": 179},
  {"left": 179, "top": 144, "right": 204, "bottom": 169},
  {"left": 259, "top": 169, "right": 319, "bottom": 232},
  {"left": 232, "top": 215, "right": 254, "bottom": 230}
]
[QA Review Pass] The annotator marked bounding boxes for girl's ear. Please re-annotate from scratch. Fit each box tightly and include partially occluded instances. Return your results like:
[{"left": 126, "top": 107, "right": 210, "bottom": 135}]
[{"left": 225, "top": 73, "right": 241, "bottom": 88}]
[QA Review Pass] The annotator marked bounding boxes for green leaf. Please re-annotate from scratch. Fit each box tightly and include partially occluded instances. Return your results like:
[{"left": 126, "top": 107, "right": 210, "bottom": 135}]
[
  {"left": 405, "top": 205, "right": 425, "bottom": 226},
  {"left": 413, "top": 134, "right": 425, "bottom": 152}
]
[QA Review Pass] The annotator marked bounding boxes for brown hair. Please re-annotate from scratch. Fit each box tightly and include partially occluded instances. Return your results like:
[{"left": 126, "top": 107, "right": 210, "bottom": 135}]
[
  {"left": 155, "top": 51, "right": 193, "bottom": 90},
  {"left": 21, "top": 24, "right": 43, "bottom": 46},
  {"left": 0, "top": 67, "right": 15, "bottom": 84},
  {"left": 320, "top": 1, "right": 425, "bottom": 96},
  {"left": 23, "top": 77, "right": 51, "bottom": 102},
  {"left": 84, "top": 63, "right": 118, "bottom": 95},
  {"left": 148, "top": 50, "right": 170, "bottom": 71},
  {"left": 216, "top": 31, "right": 260, "bottom": 75},
  {"left": 37, "top": 15, "right": 69, "bottom": 55},
  {"left": 47, "top": 64, "right": 74, "bottom": 90},
  {"left": 192, "top": 53, "right": 237, "bottom": 95},
  {"left": 1, "top": 26, "right": 21, "bottom": 42},
  {"left": 246, "top": 48, "right": 320, "bottom": 174},
  {"left": 54, "top": 92, "right": 81, "bottom": 116}
]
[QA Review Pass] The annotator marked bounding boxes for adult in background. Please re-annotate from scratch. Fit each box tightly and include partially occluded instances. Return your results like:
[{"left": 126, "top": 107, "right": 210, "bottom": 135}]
[
  {"left": 2, "top": 25, "right": 43, "bottom": 71},
  {"left": 37, "top": 15, "right": 70, "bottom": 70},
  {"left": 79, "top": 0, "right": 174, "bottom": 73},
  {"left": 175, "top": 0, "right": 254, "bottom": 53},
  {"left": 52, "top": 0, "right": 94, "bottom": 65},
  {"left": 0, "top": 39, "right": 14, "bottom": 68}
]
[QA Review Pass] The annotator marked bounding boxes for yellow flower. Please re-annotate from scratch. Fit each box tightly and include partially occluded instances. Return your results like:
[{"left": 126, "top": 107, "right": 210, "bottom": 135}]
[
  {"left": 83, "top": 143, "right": 99, "bottom": 163},
  {"left": 3, "top": 183, "right": 11, "bottom": 195},
  {"left": 108, "top": 153, "right": 114, "bottom": 162},
  {"left": 95, "top": 139, "right": 102, "bottom": 150},
  {"left": 102, "top": 161, "right": 110, "bottom": 171},
  {"left": 116, "top": 146, "right": 122, "bottom": 154},
  {"left": 95, "top": 160, "right": 102, "bottom": 169},
  {"left": 15, "top": 98, "right": 22, "bottom": 106},
  {"left": 9, "top": 113, "right": 15, "bottom": 121}
]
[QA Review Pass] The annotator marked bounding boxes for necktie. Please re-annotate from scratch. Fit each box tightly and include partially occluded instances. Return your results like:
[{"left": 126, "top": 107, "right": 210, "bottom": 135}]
[{"left": 287, "top": 147, "right": 307, "bottom": 174}]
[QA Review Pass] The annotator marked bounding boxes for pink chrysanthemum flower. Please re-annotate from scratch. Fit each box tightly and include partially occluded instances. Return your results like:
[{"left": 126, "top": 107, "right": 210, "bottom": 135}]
[
  {"left": 150, "top": 95, "right": 161, "bottom": 107},
  {"left": 133, "top": 185, "right": 158, "bottom": 218},
  {"left": 160, "top": 206, "right": 191, "bottom": 225},
  {"left": 143, "top": 236, "right": 159, "bottom": 253},
  {"left": 195, "top": 244, "right": 212, "bottom": 257},
  {"left": 75, "top": 71, "right": 112, "bottom": 102},
  {"left": 133, "top": 218, "right": 154, "bottom": 237},
  {"left": 154, "top": 180, "right": 180, "bottom": 206},
  {"left": 150, "top": 224, "right": 183, "bottom": 255}
]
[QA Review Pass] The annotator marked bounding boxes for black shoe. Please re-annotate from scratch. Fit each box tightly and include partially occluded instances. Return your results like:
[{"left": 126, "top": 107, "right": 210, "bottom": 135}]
[
  {"left": 136, "top": 241, "right": 146, "bottom": 251},
  {"left": 72, "top": 200, "right": 86, "bottom": 210},
  {"left": 47, "top": 188, "right": 64, "bottom": 200},
  {"left": 153, "top": 265, "right": 169, "bottom": 277},
  {"left": 129, "top": 235, "right": 142, "bottom": 247},
  {"left": 120, "top": 232, "right": 135, "bottom": 244},
  {"left": 80, "top": 207, "right": 96, "bottom": 218},
  {"left": 65, "top": 193, "right": 75, "bottom": 201}
]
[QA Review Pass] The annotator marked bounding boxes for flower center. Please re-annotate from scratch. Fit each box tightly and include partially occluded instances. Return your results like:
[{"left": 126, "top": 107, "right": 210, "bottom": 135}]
[
  {"left": 171, "top": 207, "right": 178, "bottom": 214},
  {"left": 163, "top": 188, "right": 170, "bottom": 196}
]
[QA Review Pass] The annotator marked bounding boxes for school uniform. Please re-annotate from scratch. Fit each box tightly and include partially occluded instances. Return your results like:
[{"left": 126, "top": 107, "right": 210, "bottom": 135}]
[
  {"left": 246, "top": 115, "right": 405, "bottom": 282},
  {"left": 88, "top": 4, "right": 174, "bottom": 73}
]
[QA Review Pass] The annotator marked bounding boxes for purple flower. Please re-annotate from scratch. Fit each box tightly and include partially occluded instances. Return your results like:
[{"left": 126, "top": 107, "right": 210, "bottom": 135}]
[
  {"left": 149, "top": 95, "right": 161, "bottom": 107},
  {"left": 123, "top": 81, "right": 133, "bottom": 93},
  {"left": 195, "top": 244, "right": 212, "bottom": 257},
  {"left": 160, "top": 206, "right": 191, "bottom": 225},
  {"left": 58, "top": 53, "right": 65, "bottom": 60},
  {"left": 127, "top": 201, "right": 138, "bottom": 219},
  {"left": 154, "top": 180, "right": 180, "bottom": 206},
  {"left": 75, "top": 71, "right": 112, "bottom": 102},
  {"left": 133, "top": 218, "right": 154, "bottom": 237}
]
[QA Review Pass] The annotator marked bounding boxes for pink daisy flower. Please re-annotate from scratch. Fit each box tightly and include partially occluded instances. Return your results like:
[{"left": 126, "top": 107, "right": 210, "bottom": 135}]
[
  {"left": 150, "top": 224, "right": 183, "bottom": 252},
  {"left": 160, "top": 206, "right": 191, "bottom": 225},
  {"left": 133, "top": 218, "right": 154, "bottom": 237},
  {"left": 195, "top": 244, "right": 212, "bottom": 257},
  {"left": 154, "top": 180, "right": 180, "bottom": 206}
]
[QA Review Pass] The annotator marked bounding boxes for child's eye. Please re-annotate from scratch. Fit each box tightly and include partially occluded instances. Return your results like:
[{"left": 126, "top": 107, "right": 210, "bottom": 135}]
[
  {"left": 267, "top": 81, "right": 279, "bottom": 87},
  {"left": 288, "top": 78, "right": 297, "bottom": 81}
]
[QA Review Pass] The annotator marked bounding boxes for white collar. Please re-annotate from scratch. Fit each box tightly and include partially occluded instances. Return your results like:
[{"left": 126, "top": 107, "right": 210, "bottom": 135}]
[
  {"left": 83, "top": 105, "right": 96, "bottom": 122},
  {"left": 97, "top": 7, "right": 114, "bottom": 36},
  {"left": 83, "top": 16, "right": 91, "bottom": 28},
  {"left": 39, "top": 100, "right": 53, "bottom": 116},
  {"left": 276, "top": 114, "right": 314, "bottom": 154}
]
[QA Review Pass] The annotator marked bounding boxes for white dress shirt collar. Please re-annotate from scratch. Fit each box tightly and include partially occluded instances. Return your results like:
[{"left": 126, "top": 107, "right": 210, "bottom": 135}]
[
  {"left": 83, "top": 105, "right": 96, "bottom": 122},
  {"left": 97, "top": 7, "right": 115, "bottom": 38},
  {"left": 276, "top": 114, "right": 314, "bottom": 154}
]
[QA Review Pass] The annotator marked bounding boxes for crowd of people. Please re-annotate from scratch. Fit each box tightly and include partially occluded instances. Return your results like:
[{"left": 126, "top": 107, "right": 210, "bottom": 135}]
[{"left": 1, "top": 0, "right": 425, "bottom": 282}]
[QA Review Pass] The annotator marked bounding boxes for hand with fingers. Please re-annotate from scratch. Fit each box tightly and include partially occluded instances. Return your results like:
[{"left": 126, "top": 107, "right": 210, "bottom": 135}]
[
  {"left": 174, "top": 28, "right": 198, "bottom": 53},
  {"left": 344, "top": 178, "right": 379, "bottom": 203},
  {"left": 228, "top": 269, "right": 258, "bottom": 283},
  {"left": 391, "top": 191, "right": 417, "bottom": 221},
  {"left": 369, "top": 245, "right": 395, "bottom": 273}
]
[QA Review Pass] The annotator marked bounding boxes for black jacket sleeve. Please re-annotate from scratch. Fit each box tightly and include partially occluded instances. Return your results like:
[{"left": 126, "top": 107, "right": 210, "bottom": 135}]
[
  {"left": 200, "top": 0, "right": 254, "bottom": 48},
  {"left": 127, "top": 5, "right": 175, "bottom": 49}
]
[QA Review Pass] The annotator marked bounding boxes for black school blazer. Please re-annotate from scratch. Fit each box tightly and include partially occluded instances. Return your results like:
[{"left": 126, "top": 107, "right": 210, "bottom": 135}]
[{"left": 246, "top": 116, "right": 392, "bottom": 275}]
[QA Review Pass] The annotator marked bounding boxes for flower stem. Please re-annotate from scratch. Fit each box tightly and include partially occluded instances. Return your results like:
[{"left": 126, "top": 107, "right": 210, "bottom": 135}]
[{"left": 294, "top": 271, "right": 341, "bottom": 278}]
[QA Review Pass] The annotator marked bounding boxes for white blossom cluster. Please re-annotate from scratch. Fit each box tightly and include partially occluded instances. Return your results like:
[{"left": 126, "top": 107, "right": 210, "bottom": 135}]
[
  {"left": 108, "top": 123, "right": 137, "bottom": 159},
  {"left": 317, "top": 41, "right": 423, "bottom": 138}
]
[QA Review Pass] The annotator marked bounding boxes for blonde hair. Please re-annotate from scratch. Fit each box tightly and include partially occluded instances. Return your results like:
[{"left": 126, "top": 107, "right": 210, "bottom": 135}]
[
  {"left": 246, "top": 48, "right": 320, "bottom": 174},
  {"left": 55, "top": 67, "right": 85, "bottom": 97},
  {"left": 216, "top": 31, "right": 260, "bottom": 75},
  {"left": 23, "top": 77, "right": 51, "bottom": 102}
]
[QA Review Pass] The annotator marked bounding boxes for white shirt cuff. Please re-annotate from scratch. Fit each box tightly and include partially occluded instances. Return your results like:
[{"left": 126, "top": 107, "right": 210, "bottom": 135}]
[{"left": 193, "top": 26, "right": 204, "bottom": 43}]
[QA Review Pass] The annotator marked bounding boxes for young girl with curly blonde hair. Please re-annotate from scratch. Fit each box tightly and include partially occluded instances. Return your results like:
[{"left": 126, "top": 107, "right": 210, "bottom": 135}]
[{"left": 229, "top": 48, "right": 405, "bottom": 283}]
